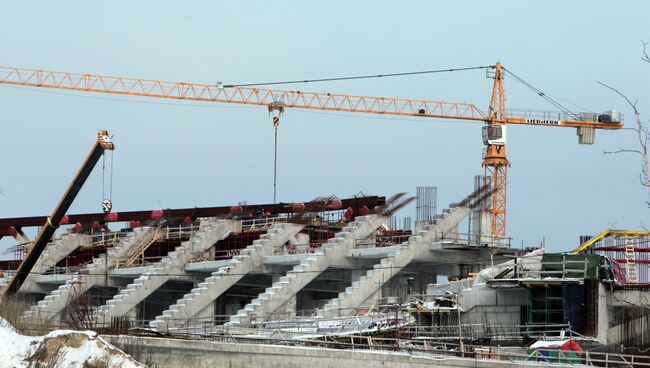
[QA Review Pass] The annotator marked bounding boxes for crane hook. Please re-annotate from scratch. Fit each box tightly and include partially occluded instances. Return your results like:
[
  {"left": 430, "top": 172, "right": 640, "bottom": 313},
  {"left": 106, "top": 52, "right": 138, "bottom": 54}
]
[{"left": 268, "top": 103, "right": 285, "bottom": 203}]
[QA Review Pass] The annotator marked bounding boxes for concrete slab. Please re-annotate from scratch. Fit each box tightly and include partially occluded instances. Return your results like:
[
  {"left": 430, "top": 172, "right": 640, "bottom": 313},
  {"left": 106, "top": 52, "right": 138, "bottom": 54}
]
[
  {"left": 184, "top": 260, "right": 230, "bottom": 272},
  {"left": 263, "top": 254, "right": 311, "bottom": 266}
]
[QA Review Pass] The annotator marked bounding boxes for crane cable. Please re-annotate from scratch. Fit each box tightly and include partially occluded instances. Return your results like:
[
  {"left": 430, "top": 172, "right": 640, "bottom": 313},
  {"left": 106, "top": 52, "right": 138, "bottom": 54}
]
[
  {"left": 502, "top": 67, "right": 583, "bottom": 120},
  {"left": 101, "top": 149, "right": 114, "bottom": 214},
  {"left": 273, "top": 125, "right": 278, "bottom": 204},
  {"left": 224, "top": 65, "right": 494, "bottom": 88},
  {"left": 246, "top": 65, "right": 494, "bottom": 204}
]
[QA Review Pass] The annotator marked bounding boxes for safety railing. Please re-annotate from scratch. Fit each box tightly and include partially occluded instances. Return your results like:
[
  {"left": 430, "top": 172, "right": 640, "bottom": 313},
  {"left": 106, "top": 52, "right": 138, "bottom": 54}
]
[
  {"left": 355, "top": 233, "right": 412, "bottom": 249},
  {"left": 13, "top": 314, "right": 650, "bottom": 367},
  {"left": 44, "top": 265, "right": 87, "bottom": 275},
  {"left": 438, "top": 232, "right": 512, "bottom": 248},
  {"left": 113, "top": 223, "right": 200, "bottom": 269},
  {"left": 87, "top": 231, "right": 127, "bottom": 248},
  {"left": 523, "top": 257, "right": 588, "bottom": 279},
  {"left": 214, "top": 248, "right": 241, "bottom": 260},
  {"left": 161, "top": 223, "right": 201, "bottom": 240},
  {"left": 272, "top": 239, "right": 330, "bottom": 256},
  {"left": 399, "top": 323, "right": 574, "bottom": 340},
  {"left": 508, "top": 108, "right": 624, "bottom": 123},
  {"left": 239, "top": 216, "right": 286, "bottom": 232},
  {"left": 102, "top": 322, "right": 650, "bottom": 367}
]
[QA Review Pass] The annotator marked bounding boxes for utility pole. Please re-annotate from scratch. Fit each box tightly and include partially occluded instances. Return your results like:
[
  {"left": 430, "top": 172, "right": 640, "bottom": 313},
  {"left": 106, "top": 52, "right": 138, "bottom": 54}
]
[{"left": 455, "top": 292, "right": 464, "bottom": 357}]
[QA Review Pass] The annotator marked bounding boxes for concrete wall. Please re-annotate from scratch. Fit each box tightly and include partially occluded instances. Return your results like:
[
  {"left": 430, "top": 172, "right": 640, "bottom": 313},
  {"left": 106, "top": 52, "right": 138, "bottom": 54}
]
[
  {"left": 104, "top": 335, "right": 554, "bottom": 368},
  {"left": 459, "top": 286, "right": 528, "bottom": 326}
]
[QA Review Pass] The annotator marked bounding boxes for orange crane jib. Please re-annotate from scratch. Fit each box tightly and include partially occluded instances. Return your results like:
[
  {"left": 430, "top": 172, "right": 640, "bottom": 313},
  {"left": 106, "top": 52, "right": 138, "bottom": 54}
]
[{"left": 0, "top": 63, "right": 624, "bottom": 238}]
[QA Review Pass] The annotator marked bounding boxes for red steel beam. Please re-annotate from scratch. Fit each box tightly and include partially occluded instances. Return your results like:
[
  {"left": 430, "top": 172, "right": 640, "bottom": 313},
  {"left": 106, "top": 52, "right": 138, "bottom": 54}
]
[{"left": 0, "top": 196, "right": 385, "bottom": 239}]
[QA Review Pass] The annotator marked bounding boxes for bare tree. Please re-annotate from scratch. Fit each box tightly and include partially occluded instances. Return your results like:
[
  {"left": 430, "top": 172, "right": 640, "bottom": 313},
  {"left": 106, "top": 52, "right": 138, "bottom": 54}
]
[{"left": 597, "top": 41, "right": 650, "bottom": 207}]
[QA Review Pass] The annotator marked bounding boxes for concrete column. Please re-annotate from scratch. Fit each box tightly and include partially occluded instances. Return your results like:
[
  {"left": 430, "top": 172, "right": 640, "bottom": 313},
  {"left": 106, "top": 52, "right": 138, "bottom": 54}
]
[
  {"left": 350, "top": 269, "right": 365, "bottom": 283},
  {"left": 471, "top": 209, "right": 492, "bottom": 245},
  {"left": 596, "top": 282, "right": 609, "bottom": 345}
]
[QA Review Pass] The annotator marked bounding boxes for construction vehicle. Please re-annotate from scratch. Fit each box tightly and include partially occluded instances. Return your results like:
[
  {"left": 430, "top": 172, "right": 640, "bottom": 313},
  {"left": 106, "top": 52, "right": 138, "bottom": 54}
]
[
  {"left": 4, "top": 130, "right": 115, "bottom": 295},
  {"left": 0, "top": 63, "right": 624, "bottom": 238}
]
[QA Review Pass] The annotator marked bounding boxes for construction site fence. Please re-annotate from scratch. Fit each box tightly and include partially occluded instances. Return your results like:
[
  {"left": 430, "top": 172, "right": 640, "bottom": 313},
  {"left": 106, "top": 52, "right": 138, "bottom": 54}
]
[
  {"left": 168, "top": 334, "right": 650, "bottom": 367},
  {"left": 113, "top": 327, "right": 648, "bottom": 367},
  {"left": 15, "top": 316, "right": 650, "bottom": 367},
  {"left": 400, "top": 323, "right": 577, "bottom": 340}
]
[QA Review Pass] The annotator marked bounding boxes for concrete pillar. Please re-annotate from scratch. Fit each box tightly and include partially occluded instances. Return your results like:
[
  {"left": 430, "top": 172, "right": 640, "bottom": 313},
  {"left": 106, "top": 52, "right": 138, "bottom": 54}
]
[
  {"left": 351, "top": 269, "right": 365, "bottom": 283},
  {"left": 596, "top": 283, "right": 609, "bottom": 345},
  {"left": 471, "top": 209, "right": 492, "bottom": 245},
  {"left": 413, "top": 273, "right": 437, "bottom": 295}
]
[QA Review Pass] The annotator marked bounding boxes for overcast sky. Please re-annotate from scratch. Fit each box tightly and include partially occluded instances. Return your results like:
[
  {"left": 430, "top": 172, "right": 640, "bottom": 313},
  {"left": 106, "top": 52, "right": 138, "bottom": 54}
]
[{"left": 0, "top": 1, "right": 648, "bottom": 254}]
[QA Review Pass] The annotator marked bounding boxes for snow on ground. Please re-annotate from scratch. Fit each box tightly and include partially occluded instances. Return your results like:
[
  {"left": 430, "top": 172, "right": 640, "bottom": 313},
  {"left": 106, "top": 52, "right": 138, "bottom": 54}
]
[{"left": 0, "top": 317, "right": 144, "bottom": 368}]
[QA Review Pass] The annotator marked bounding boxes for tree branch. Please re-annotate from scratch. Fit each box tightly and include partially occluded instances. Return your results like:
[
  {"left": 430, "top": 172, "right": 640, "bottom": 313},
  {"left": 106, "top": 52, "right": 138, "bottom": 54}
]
[
  {"left": 643, "top": 41, "right": 650, "bottom": 64},
  {"left": 596, "top": 81, "right": 639, "bottom": 114},
  {"left": 597, "top": 66, "right": 649, "bottom": 208},
  {"left": 604, "top": 148, "right": 644, "bottom": 156}
]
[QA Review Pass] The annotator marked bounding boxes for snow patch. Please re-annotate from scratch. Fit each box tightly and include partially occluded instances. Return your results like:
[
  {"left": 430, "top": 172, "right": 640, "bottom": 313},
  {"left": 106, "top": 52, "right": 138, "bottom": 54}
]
[{"left": 0, "top": 317, "right": 144, "bottom": 368}]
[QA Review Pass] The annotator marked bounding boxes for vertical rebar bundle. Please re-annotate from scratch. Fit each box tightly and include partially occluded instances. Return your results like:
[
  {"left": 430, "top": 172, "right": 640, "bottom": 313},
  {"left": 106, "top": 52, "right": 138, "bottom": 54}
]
[{"left": 416, "top": 186, "right": 437, "bottom": 230}]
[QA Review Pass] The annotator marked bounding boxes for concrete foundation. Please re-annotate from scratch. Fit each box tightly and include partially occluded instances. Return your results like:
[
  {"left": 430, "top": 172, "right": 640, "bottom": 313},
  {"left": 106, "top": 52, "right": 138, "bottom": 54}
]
[{"left": 104, "top": 335, "right": 554, "bottom": 368}]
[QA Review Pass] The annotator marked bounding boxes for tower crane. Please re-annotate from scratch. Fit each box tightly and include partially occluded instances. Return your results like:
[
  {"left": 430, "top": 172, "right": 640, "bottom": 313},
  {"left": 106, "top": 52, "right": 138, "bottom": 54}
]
[{"left": 0, "top": 63, "right": 624, "bottom": 238}]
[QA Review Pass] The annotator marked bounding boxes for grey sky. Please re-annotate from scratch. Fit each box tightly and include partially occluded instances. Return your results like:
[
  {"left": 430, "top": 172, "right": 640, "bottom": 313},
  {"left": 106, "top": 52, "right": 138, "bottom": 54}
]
[{"left": 0, "top": 1, "right": 648, "bottom": 254}]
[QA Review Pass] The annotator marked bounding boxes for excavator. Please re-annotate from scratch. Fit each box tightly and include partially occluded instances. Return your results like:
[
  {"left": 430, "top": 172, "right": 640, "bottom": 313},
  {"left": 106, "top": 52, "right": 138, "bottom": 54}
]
[{"left": 0, "top": 62, "right": 624, "bottom": 240}]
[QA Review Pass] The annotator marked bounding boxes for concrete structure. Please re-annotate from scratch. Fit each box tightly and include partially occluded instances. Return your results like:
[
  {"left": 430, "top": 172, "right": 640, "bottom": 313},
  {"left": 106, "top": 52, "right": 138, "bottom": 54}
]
[
  {"left": 318, "top": 206, "right": 470, "bottom": 319},
  {"left": 227, "top": 214, "right": 388, "bottom": 326},
  {"left": 19, "top": 233, "right": 91, "bottom": 293},
  {"left": 93, "top": 220, "right": 237, "bottom": 325},
  {"left": 19, "top": 226, "right": 155, "bottom": 324},
  {"left": 103, "top": 334, "right": 562, "bottom": 368},
  {"left": 5, "top": 190, "right": 525, "bottom": 337},
  {"left": 413, "top": 244, "right": 650, "bottom": 352},
  {"left": 150, "top": 222, "right": 305, "bottom": 330}
]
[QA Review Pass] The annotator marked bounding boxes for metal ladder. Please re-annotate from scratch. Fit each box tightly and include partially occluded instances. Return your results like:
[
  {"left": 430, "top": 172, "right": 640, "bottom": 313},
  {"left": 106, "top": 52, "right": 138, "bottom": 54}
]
[{"left": 624, "top": 238, "right": 638, "bottom": 283}]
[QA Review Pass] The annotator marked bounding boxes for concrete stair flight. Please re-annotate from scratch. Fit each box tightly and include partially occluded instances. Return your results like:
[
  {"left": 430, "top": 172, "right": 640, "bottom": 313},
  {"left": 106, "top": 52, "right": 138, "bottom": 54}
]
[
  {"left": 93, "top": 220, "right": 237, "bottom": 325},
  {"left": 318, "top": 205, "right": 471, "bottom": 319},
  {"left": 18, "top": 227, "right": 155, "bottom": 324},
  {"left": 149, "top": 222, "right": 304, "bottom": 331},
  {"left": 226, "top": 215, "right": 387, "bottom": 327},
  {"left": 20, "top": 233, "right": 91, "bottom": 293},
  {"left": 318, "top": 245, "right": 413, "bottom": 319}
]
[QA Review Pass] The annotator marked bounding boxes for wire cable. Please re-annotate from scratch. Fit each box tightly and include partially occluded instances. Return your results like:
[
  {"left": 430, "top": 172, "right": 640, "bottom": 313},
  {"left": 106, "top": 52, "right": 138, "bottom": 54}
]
[
  {"left": 224, "top": 65, "right": 495, "bottom": 88},
  {"left": 502, "top": 67, "right": 584, "bottom": 120}
]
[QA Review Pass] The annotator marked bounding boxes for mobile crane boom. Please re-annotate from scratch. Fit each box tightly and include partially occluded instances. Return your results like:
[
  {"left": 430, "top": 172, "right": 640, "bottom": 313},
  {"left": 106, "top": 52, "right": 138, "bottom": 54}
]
[{"left": 4, "top": 131, "right": 115, "bottom": 295}]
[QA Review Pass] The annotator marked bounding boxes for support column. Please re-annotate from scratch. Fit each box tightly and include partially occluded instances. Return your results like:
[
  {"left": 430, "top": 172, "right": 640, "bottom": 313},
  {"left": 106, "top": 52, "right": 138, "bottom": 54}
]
[{"left": 596, "top": 283, "right": 609, "bottom": 345}]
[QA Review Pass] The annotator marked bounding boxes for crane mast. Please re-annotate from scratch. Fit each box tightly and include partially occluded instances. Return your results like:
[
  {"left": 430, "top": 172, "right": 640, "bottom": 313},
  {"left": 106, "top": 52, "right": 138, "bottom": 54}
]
[
  {"left": 0, "top": 64, "right": 624, "bottom": 239},
  {"left": 484, "top": 63, "right": 509, "bottom": 237}
]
